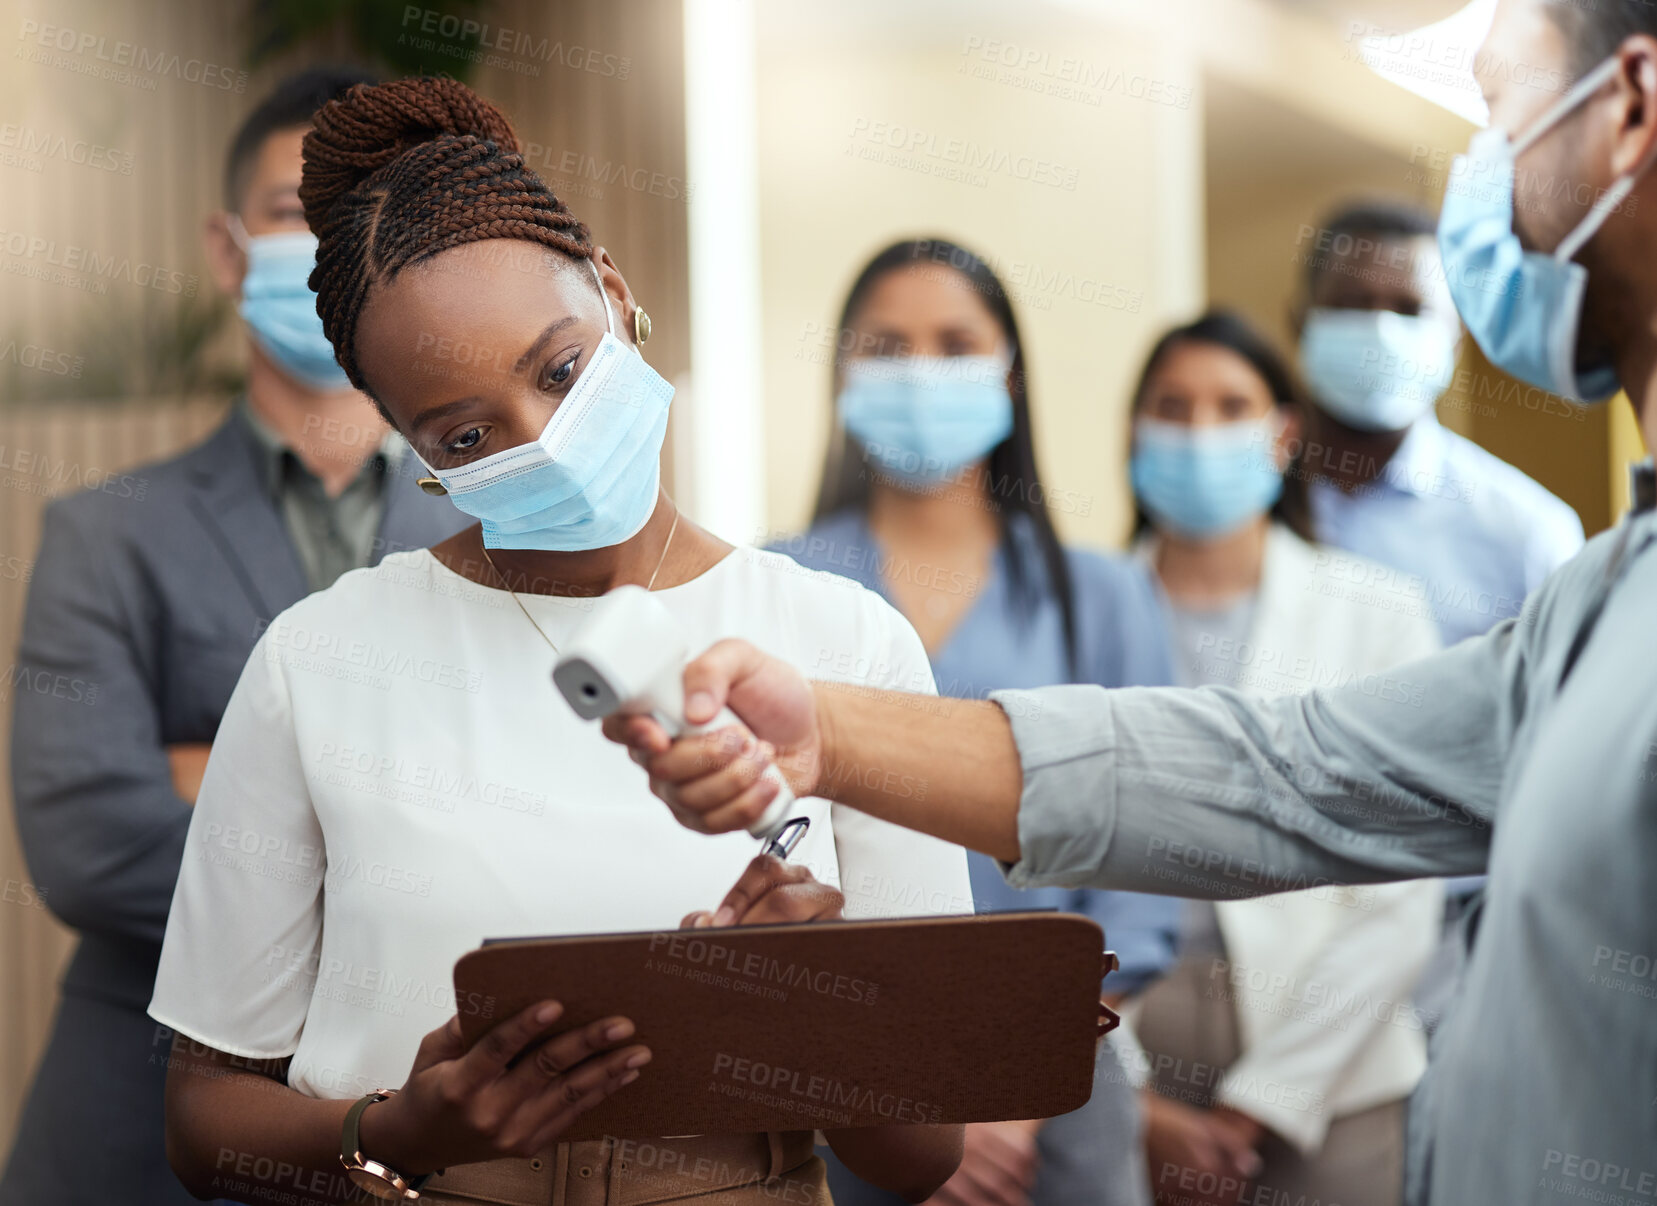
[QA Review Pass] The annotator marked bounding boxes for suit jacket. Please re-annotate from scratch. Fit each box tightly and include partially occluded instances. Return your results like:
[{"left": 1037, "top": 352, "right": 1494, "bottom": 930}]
[{"left": 1, "top": 406, "right": 468, "bottom": 1205}]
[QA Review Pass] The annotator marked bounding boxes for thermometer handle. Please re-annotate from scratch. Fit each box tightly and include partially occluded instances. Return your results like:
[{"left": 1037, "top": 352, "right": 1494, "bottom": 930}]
[{"left": 653, "top": 690, "right": 795, "bottom": 839}]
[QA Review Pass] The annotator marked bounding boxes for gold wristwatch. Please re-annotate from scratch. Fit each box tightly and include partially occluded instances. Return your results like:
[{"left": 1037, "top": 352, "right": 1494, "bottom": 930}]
[{"left": 340, "top": 1089, "right": 431, "bottom": 1200}]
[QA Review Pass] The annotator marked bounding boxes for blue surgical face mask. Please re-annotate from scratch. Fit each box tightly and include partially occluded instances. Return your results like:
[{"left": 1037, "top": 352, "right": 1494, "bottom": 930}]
[
  {"left": 1130, "top": 415, "right": 1284, "bottom": 540},
  {"left": 1437, "top": 53, "right": 1654, "bottom": 405},
  {"left": 837, "top": 354, "right": 1014, "bottom": 485},
  {"left": 1299, "top": 307, "right": 1460, "bottom": 433},
  {"left": 415, "top": 259, "right": 671, "bottom": 552},
  {"left": 229, "top": 217, "right": 353, "bottom": 392}
]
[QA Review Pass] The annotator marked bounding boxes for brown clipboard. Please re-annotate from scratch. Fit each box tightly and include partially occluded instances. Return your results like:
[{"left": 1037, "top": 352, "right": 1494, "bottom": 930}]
[{"left": 453, "top": 911, "right": 1109, "bottom": 1141}]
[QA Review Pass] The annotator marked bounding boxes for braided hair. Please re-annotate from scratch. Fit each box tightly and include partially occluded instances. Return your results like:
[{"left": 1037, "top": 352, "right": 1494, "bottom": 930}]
[{"left": 299, "top": 76, "right": 594, "bottom": 399}]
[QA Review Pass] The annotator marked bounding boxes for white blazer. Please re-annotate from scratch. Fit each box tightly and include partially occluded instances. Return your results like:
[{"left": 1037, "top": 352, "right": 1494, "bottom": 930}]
[{"left": 1142, "top": 523, "right": 1445, "bottom": 1155}]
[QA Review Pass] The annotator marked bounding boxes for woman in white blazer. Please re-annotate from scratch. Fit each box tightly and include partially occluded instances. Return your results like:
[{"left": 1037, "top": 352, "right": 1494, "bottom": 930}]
[{"left": 1119, "top": 311, "right": 1442, "bottom": 1206}]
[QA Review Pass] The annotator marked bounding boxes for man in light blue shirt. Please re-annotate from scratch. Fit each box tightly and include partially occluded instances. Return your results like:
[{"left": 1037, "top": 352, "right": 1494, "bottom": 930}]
[
  {"left": 1291, "top": 200, "right": 1587, "bottom": 1059},
  {"left": 1292, "top": 199, "right": 1585, "bottom": 651},
  {"left": 1308, "top": 412, "right": 1584, "bottom": 646}
]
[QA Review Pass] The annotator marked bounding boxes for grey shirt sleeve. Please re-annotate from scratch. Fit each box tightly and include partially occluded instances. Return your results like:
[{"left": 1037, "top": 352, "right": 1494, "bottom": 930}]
[{"left": 990, "top": 617, "right": 1527, "bottom": 897}]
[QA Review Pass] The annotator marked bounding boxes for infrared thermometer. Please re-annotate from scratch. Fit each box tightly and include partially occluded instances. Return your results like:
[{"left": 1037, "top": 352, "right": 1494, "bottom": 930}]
[{"left": 553, "top": 585, "right": 801, "bottom": 847}]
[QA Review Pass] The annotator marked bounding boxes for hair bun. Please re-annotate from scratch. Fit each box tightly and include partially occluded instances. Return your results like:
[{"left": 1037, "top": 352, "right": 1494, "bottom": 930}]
[{"left": 301, "top": 76, "right": 522, "bottom": 233}]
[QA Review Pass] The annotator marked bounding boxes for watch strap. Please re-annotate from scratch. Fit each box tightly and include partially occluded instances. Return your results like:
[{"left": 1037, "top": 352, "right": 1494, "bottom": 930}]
[
  {"left": 342, "top": 1090, "right": 429, "bottom": 1198},
  {"left": 341, "top": 1090, "right": 389, "bottom": 1168}
]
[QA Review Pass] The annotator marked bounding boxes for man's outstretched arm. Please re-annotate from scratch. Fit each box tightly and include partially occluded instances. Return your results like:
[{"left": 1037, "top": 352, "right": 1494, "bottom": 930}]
[
  {"left": 606, "top": 639, "right": 1024, "bottom": 860},
  {"left": 606, "top": 623, "right": 1515, "bottom": 899}
]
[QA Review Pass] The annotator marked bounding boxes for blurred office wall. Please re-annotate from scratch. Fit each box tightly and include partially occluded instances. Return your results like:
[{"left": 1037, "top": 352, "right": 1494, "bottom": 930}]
[
  {"left": 0, "top": 0, "right": 690, "bottom": 1150},
  {"left": 754, "top": 0, "right": 1204, "bottom": 549}
]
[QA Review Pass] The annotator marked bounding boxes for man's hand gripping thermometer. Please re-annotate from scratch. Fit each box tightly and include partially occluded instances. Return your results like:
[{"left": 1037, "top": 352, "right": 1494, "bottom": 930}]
[{"left": 552, "top": 585, "right": 808, "bottom": 857}]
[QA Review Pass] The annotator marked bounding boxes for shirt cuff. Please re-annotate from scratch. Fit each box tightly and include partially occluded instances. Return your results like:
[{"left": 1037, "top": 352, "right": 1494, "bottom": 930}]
[{"left": 988, "top": 684, "right": 1119, "bottom": 892}]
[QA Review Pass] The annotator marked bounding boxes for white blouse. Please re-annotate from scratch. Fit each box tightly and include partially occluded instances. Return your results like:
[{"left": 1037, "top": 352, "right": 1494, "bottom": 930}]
[{"left": 148, "top": 546, "right": 973, "bottom": 1100}]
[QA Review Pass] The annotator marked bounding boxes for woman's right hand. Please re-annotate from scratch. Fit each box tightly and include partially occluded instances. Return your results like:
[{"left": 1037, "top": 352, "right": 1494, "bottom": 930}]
[{"left": 359, "top": 999, "right": 651, "bottom": 1174}]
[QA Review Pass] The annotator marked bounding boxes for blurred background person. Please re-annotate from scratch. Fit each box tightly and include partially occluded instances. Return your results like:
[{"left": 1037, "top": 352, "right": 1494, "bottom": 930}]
[
  {"left": 1289, "top": 198, "right": 1586, "bottom": 1101},
  {"left": 773, "top": 236, "right": 1179, "bottom": 1206},
  {"left": 1291, "top": 198, "right": 1584, "bottom": 648},
  {"left": 1120, "top": 310, "right": 1442, "bottom": 1206},
  {"left": 0, "top": 67, "right": 467, "bottom": 1206}
]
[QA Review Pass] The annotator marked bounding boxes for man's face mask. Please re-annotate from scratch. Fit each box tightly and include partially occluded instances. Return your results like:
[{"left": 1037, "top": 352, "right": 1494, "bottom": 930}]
[
  {"left": 228, "top": 215, "right": 353, "bottom": 392},
  {"left": 1299, "top": 307, "right": 1460, "bottom": 433},
  {"left": 1437, "top": 53, "right": 1657, "bottom": 404}
]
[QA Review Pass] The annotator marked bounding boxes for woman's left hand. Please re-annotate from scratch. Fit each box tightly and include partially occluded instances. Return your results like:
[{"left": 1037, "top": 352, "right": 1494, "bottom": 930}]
[{"left": 683, "top": 854, "right": 844, "bottom": 928}]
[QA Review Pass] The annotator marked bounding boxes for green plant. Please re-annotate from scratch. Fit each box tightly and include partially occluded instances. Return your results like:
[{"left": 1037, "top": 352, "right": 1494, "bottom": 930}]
[
  {"left": 245, "top": 0, "right": 495, "bottom": 82},
  {"left": 0, "top": 292, "right": 243, "bottom": 406}
]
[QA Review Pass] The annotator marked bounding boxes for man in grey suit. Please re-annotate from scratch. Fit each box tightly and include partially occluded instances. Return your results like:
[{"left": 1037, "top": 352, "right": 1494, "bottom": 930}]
[{"left": 1, "top": 67, "right": 467, "bottom": 1205}]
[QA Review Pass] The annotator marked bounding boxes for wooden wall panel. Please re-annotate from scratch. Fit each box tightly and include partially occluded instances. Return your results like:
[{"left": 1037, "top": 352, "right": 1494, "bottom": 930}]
[{"left": 0, "top": 397, "right": 229, "bottom": 1147}]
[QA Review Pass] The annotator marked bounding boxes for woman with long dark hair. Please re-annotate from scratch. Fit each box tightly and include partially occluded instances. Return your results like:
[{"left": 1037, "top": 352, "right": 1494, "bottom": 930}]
[
  {"left": 1121, "top": 310, "right": 1442, "bottom": 1206},
  {"left": 773, "top": 237, "right": 1178, "bottom": 1206}
]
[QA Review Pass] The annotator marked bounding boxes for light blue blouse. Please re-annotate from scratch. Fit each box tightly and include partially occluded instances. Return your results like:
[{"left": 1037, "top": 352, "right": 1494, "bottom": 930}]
[{"left": 771, "top": 508, "right": 1182, "bottom": 993}]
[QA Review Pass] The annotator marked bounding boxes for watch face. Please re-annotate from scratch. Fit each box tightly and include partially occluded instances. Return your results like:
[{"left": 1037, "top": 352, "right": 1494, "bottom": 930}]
[{"left": 346, "top": 1165, "right": 406, "bottom": 1200}]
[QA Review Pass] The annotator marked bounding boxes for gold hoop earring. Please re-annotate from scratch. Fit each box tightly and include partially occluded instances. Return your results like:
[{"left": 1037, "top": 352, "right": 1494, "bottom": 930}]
[
  {"left": 633, "top": 307, "right": 651, "bottom": 345},
  {"left": 416, "top": 476, "right": 448, "bottom": 496}
]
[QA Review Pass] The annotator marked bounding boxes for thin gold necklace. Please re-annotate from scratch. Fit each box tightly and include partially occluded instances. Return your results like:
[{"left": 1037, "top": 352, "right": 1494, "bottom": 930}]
[{"left": 477, "top": 505, "right": 681, "bottom": 655}]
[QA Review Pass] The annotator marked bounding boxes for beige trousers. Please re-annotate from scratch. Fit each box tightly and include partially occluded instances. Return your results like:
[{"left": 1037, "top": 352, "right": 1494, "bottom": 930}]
[
  {"left": 1136, "top": 953, "right": 1406, "bottom": 1206},
  {"left": 417, "top": 1131, "right": 828, "bottom": 1206}
]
